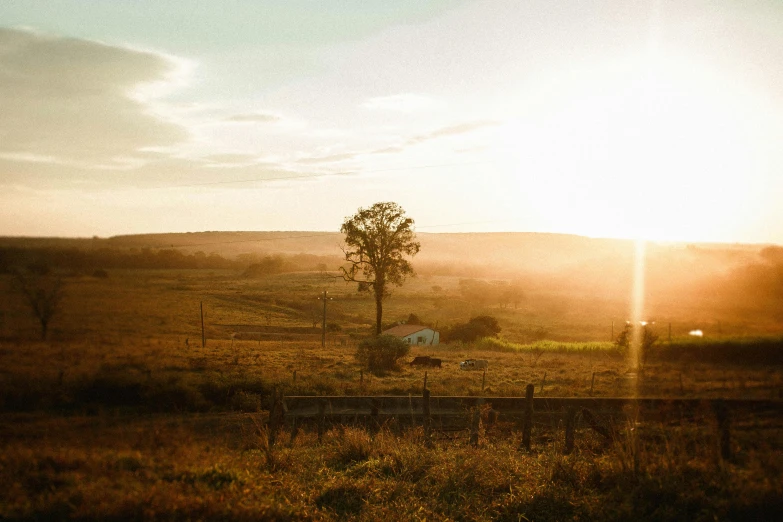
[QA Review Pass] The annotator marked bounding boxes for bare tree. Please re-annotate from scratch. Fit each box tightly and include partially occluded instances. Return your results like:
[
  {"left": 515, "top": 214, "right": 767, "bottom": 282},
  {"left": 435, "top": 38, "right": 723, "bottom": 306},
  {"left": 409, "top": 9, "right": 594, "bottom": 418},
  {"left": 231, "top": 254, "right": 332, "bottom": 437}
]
[
  {"left": 340, "top": 202, "right": 420, "bottom": 335},
  {"left": 14, "top": 269, "right": 64, "bottom": 340}
]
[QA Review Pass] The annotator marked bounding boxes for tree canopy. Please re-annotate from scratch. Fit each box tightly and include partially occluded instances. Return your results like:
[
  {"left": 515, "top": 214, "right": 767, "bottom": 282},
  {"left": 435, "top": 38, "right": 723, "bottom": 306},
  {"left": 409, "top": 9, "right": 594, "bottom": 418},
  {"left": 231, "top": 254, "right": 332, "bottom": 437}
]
[
  {"left": 340, "top": 202, "right": 420, "bottom": 335},
  {"left": 444, "top": 315, "right": 502, "bottom": 343}
]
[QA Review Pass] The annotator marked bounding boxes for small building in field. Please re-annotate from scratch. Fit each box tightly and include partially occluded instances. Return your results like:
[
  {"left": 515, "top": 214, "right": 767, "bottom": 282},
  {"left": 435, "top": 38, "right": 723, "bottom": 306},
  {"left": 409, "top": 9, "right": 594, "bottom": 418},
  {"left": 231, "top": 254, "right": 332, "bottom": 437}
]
[{"left": 382, "top": 324, "right": 440, "bottom": 345}]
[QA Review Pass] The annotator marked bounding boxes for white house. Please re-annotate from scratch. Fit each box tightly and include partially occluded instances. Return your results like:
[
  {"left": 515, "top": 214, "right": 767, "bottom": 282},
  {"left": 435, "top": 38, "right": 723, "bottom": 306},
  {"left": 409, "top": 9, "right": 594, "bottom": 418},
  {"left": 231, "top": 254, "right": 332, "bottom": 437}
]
[{"left": 382, "top": 324, "right": 440, "bottom": 345}]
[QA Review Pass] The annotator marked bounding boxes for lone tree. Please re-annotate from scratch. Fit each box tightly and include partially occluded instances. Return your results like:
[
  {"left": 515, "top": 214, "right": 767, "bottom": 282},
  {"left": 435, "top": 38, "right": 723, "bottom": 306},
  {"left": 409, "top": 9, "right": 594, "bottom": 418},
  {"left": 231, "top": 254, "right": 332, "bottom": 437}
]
[
  {"left": 13, "top": 269, "right": 64, "bottom": 340},
  {"left": 340, "top": 202, "right": 420, "bottom": 335}
]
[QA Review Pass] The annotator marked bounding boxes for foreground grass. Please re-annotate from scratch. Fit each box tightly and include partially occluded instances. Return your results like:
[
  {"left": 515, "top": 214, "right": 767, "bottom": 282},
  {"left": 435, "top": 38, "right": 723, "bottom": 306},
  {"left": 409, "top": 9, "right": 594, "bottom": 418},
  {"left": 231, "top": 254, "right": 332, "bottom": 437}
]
[{"left": 2, "top": 412, "right": 782, "bottom": 521}]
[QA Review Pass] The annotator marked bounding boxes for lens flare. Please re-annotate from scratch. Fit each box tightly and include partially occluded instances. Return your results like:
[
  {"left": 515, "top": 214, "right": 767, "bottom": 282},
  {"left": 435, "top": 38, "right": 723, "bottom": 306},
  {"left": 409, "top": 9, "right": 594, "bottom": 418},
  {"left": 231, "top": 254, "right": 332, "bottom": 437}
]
[{"left": 630, "top": 239, "right": 646, "bottom": 389}]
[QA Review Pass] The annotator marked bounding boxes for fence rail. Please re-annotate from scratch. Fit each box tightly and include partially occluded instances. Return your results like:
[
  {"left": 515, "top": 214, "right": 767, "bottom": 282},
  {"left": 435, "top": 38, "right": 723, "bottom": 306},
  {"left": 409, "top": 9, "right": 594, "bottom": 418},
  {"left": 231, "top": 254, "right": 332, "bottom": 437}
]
[
  {"left": 283, "top": 395, "right": 782, "bottom": 421},
  {"left": 271, "top": 391, "right": 783, "bottom": 457}
]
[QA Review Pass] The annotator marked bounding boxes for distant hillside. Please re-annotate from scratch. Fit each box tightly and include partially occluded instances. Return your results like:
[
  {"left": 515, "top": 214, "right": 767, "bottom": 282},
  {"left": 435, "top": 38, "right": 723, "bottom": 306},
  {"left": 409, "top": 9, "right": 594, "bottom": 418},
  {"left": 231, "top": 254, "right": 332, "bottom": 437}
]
[
  {"left": 1, "top": 231, "right": 780, "bottom": 330},
  {"left": 0, "top": 230, "right": 766, "bottom": 277}
]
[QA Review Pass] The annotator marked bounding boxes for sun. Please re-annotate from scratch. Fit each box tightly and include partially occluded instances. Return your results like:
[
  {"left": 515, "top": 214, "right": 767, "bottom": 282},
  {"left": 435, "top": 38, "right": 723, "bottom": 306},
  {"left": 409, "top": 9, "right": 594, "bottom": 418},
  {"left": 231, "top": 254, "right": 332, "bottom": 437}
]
[{"left": 490, "top": 46, "right": 763, "bottom": 243}]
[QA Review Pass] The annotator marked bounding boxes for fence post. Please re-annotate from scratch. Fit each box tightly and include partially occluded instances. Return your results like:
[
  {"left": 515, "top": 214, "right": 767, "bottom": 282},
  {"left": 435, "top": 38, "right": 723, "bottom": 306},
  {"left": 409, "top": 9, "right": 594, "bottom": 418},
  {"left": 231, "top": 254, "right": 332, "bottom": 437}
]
[
  {"left": 482, "top": 369, "right": 486, "bottom": 391},
  {"left": 714, "top": 400, "right": 732, "bottom": 461},
  {"left": 268, "top": 388, "right": 281, "bottom": 448},
  {"left": 564, "top": 407, "right": 576, "bottom": 454},
  {"left": 521, "top": 383, "right": 534, "bottom": 451},
  {"left": 470, "top": 398, "right": 483, "bottom": 447},
  {"left": 540, "top": 372, "right": 547, "bottom": 394},
  {"left": 423, "top": 388, "right": 432, "bottom": 446},
  {"left": 317, "top": 400, "right": 326, "bottom": 443},
  {"left": 590, "top": 372, "right": 595, "bottom": 395}
]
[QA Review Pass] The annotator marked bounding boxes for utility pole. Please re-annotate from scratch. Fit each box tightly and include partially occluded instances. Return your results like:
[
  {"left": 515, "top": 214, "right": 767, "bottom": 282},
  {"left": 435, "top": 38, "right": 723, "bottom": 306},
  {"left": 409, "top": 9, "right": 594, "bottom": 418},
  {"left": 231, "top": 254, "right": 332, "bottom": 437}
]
[
  {"left": 318, "top": 291, "right": 332, "bottom": 347},
  {"left": 200, "top": 301, "right": 206, "bottom": 348},
  {"left": 321, "top": 290, "right": 327, "bottom": 347}
]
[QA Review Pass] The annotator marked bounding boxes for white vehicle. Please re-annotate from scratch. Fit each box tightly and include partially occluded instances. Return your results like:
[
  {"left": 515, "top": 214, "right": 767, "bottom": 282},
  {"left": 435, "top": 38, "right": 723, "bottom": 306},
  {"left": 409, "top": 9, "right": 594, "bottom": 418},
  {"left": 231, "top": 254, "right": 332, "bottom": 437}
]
[{"left": 459, "top": 359, "right": 488, "bottom": 370}]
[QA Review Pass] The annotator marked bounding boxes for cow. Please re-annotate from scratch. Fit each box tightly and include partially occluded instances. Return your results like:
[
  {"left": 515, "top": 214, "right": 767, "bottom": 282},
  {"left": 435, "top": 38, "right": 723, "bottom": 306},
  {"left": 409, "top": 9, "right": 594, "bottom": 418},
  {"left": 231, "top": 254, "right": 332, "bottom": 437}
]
[
  {"left": 459, "top": 359, "right": 488, "bottom": 370},
  {"left": 410, "top": 356, "right": 442, "bottom": 368}
]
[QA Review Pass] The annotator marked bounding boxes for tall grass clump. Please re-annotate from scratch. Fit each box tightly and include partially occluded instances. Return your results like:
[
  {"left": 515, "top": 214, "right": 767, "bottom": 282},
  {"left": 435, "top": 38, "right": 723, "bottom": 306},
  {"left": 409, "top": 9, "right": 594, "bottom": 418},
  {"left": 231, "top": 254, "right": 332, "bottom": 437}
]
[{"left": 476, "top": 337, "right": 615, "bottom": 354}]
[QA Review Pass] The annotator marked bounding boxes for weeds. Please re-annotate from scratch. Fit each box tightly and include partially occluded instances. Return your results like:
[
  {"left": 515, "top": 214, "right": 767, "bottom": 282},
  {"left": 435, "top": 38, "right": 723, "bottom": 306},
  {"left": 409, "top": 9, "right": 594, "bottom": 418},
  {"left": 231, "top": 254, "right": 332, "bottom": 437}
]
[{"left": 2, "top": 412, "right": 782, "bottom": 521}]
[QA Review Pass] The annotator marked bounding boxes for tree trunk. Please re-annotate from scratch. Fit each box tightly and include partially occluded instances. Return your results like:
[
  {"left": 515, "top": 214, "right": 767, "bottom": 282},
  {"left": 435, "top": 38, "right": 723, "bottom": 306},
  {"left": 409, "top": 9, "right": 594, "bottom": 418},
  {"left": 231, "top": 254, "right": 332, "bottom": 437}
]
[
  {"left": 375, "top": 291, "right": 383, "bottom": 335},
  {"left": 40, "top": 318, "right": 48, "bottom": 340}
]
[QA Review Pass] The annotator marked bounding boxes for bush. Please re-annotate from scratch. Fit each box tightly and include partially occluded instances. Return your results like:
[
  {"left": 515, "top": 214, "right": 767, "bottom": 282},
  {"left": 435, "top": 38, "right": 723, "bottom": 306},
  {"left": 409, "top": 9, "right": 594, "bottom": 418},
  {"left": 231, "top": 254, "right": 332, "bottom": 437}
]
[
  {"left": 355, "top": 335, "right": 410, "bottom": 373},
  {"left": 615, "top": 322, "right": 658, "bottom": 367},
  {"left": 326, "top": 322, "right": 342, "bottom": 332},
  {"left": 444, "top": 315, "right": 502, "bottom": 343}
]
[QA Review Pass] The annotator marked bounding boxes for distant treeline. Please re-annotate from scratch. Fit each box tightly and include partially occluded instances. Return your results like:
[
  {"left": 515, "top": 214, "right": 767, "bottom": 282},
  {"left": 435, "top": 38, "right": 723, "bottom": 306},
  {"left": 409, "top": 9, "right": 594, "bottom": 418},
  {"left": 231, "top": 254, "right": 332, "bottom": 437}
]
[
  {"left": 0, "top": 246, "right": 339, "bottom": 274},
  {"left": 655, "top": 337, "right": 783, "bottom": 365}
]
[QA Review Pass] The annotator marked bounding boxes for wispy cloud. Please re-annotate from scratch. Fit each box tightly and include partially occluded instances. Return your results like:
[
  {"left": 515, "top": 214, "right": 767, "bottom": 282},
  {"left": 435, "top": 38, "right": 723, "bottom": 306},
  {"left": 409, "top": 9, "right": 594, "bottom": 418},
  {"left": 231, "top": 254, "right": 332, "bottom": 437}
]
[
  {"left": 224, "top": 113, "right": 281, "bottom": 123},
  {"left": 362, "top": 93, "right": 446, "bottom": 113},
  {"left": 292, "top": 119, "right": 500, "bottom": 166},
  {"left": 0, "top": 152, "right": 62, "bottom": 165},
  {"left": 296, "top": 152, "right": 362, "bottom": 165},
  {"left": 410, "top": 120, "right": 499, "bottom": 142},
  {"left": 371, "top": 120, "right": 500, "bottom": 154}
]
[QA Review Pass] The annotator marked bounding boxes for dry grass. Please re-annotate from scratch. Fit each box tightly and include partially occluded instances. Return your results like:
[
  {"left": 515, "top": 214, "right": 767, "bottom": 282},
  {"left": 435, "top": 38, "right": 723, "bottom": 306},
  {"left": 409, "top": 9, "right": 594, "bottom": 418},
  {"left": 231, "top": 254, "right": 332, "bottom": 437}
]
[
  {"left": 2, "top": 411, "right": 782, "bottom": 521},
  {"left": 1, "top": 268, "right": 782, "bottom": 520}
]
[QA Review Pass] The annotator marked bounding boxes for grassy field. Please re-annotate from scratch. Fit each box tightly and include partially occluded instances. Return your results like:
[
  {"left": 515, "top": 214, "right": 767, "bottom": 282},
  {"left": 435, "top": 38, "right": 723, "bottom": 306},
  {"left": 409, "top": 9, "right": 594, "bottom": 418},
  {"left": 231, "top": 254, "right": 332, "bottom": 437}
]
[
  {"left": 1, "top": 266, "right": 782, "bottom": 520},
  {"left": 3, "top": 410, "right": 782, "bottom": 521}
]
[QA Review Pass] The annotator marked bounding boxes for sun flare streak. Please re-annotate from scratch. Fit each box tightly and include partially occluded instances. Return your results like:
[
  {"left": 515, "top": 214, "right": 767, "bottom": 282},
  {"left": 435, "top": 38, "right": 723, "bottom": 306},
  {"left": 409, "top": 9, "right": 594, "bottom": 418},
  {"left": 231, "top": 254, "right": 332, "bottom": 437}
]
[{"left": 630, "top": 239, "right": 646, "bottom": 382}]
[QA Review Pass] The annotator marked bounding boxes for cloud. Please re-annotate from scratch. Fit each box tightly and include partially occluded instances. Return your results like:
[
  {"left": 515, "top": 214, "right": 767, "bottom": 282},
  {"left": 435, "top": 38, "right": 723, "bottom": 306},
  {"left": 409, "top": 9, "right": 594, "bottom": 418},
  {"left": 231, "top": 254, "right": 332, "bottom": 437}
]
[
  {"left": 0, "top": 152, "right": 61, "bottom": 165},
  {"left": 225, "top": 113, "right": 281, "bottom": 123},
  {"left": 362, "top": 93, "right": 446, "bottom": 113},
  {"left": 202, "top": 153, "right": 261, "bottom": 164},
  {"left": 371, "top": 120, "right": 500, "bottom": 154},
  {"left": 296, "top": 152, "right": 362, "bottom": 165},
  {"left": 293, "top": 119, "right": 500, "bottom": 165},
  {"left": 406, "top": 120, "right": 499, "bottom": 145},
  {"left": 0, "top": 28, "right": 188, "bottom": 169}
]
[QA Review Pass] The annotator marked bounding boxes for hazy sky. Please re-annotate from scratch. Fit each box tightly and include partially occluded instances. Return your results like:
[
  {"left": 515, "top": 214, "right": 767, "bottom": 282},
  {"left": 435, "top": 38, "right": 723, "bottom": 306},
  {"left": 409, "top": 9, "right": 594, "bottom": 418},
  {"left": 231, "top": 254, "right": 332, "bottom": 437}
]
[{"left": 1, "top": 0, "right": 782, "bottom": 243}]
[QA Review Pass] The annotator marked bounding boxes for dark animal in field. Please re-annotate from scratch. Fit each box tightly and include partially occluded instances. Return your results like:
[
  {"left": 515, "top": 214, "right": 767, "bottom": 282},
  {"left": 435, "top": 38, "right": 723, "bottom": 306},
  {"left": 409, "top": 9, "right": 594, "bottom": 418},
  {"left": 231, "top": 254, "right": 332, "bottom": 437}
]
[{"left": 410, "top": 356, "right": 442, "bottom": 368}]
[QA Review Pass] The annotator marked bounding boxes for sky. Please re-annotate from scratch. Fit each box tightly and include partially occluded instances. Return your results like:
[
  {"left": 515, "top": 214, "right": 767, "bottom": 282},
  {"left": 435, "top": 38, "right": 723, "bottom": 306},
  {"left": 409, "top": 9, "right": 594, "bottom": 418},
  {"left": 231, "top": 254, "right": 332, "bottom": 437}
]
[{"left": 1, "top": 0, "right": 782, "bottom": 243}]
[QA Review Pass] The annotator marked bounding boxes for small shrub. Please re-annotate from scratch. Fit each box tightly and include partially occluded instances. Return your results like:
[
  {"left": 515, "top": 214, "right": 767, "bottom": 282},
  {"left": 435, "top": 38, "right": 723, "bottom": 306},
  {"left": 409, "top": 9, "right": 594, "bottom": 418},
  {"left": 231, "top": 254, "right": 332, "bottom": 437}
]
[
  {"left": 355, "top": 335, "right": 410, "bottom": 373},
  {"left": 444, "top": 315, "right": 502, "bottom": 343}
]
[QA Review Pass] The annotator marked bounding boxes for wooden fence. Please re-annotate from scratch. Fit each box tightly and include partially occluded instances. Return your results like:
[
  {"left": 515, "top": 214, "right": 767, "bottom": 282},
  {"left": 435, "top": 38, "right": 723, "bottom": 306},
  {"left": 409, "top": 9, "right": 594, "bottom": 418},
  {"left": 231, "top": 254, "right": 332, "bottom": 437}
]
[{"left": 268, "top": 384, "right": 783, "bottom": 458}]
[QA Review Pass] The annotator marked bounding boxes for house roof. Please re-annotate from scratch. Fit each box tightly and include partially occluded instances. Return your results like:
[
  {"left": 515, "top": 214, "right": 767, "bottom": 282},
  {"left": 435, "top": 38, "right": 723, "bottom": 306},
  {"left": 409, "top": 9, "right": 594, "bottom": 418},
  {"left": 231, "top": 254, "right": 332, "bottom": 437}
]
[{"left": 382, "top": 324, "right": 433, "bottom": 337}]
